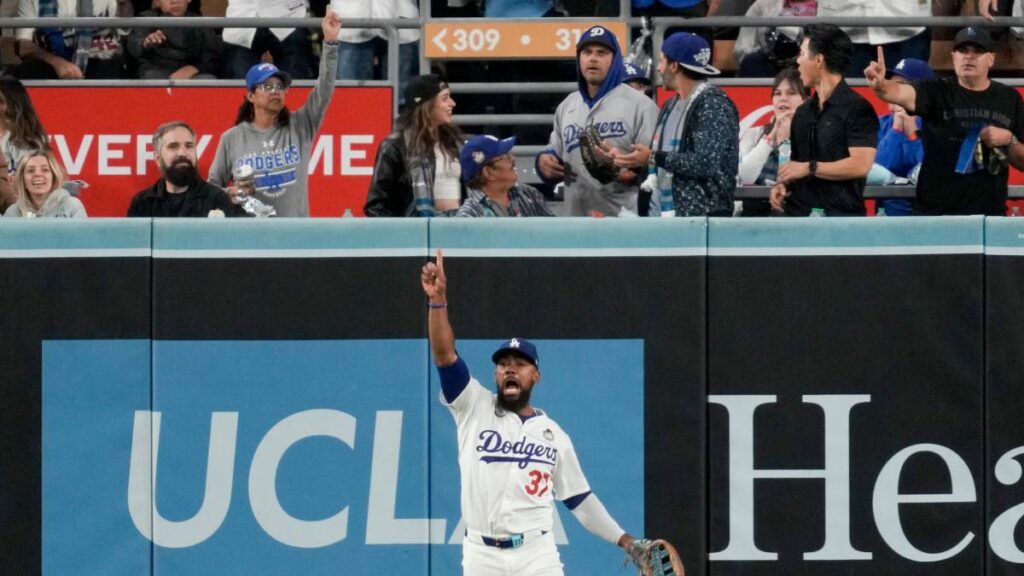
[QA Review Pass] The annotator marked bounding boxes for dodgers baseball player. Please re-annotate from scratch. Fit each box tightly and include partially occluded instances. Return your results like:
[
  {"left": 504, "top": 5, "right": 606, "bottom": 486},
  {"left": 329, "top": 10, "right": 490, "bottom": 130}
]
[
  {"left": 536, "top": 25, "right": 659, "bottom": 217},
  {"left": 421, "top": 249, "right": 636, "bottom": 576}
]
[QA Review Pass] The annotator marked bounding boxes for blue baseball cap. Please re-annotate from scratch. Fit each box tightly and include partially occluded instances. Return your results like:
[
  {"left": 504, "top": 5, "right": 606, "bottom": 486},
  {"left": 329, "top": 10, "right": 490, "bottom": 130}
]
[
  {"left": 577, "top": 25, "right": 619, "bottom": 53},
  {"left": 245, "top": 63, "right": 292, "bottom": 92},
  {"left": 460, "top": 134, "right": 517, "bottom": 183},
  {"left": 887, "top": 58, "right": 934, "bottom": 81},
  {"left": 623, "top": 62, "right": 650, "bottom": 85},
  {"left": 662, "top": 32, "right": 720, "bottom": 76},
  {"left": 492, "top": 337, "right": 539, "bottom": 367}
]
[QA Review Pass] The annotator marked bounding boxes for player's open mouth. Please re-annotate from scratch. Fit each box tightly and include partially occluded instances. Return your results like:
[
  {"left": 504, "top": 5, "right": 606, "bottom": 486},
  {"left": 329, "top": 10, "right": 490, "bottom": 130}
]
[{"left": 503, "top": 378, "right": 520, "bottom": 392}]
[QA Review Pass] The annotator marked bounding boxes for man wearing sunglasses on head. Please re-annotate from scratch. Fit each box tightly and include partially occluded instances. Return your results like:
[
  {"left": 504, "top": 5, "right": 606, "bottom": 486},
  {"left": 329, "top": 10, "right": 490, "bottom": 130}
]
[
  {"left": 209, "top": 11, "right": 342, "bottom": 217},
  {"left": 866, "top": 26, "right": 1024, "bottom": 216}
]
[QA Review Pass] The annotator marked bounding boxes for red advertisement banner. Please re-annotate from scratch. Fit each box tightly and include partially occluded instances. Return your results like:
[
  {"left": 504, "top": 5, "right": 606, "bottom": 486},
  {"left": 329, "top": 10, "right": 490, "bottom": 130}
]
[{"left": 27, "top": 86, "right": 394, "bottom": 217}]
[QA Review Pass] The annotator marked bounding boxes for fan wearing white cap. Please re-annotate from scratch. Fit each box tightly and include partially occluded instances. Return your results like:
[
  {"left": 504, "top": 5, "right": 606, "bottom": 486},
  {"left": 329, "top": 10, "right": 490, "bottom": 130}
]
[
  {"left": 611, "top": 32, "right": 739, "bottom": 217},
  {"left": 455, "top": 135, "right": 554, "bottom": 217},
  {"left": 421, "top": 250, "right": 637, "bottom": 575},
  {"left": 866, "top": 26, "right": 1024, "bottom": 215}
]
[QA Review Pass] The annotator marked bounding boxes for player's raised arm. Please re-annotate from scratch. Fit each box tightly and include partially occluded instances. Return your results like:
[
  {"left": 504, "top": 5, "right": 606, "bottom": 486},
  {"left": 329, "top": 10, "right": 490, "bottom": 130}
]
[{"left": 422, "top": 249, "right": 458, "bottom": 367}]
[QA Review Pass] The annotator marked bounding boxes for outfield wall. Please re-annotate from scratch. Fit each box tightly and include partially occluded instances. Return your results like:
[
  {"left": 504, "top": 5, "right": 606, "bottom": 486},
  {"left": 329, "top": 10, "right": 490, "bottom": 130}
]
[{"left": 2, "top": 217, "right": 1023, "bottom": 575}]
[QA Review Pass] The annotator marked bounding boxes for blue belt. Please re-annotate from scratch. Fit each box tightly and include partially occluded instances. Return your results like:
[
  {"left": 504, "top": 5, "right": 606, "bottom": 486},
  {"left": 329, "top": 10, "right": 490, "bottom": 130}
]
[{"left": 472, "top": 529, "right": 548, "bottom": 549}]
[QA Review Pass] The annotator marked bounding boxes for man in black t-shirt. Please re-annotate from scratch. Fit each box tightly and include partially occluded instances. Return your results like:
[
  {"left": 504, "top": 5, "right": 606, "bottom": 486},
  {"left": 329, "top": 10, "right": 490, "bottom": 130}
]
[
  {"left": 770, "top": 24, "right": 879, "bottom": 216},
  {"left": 127, "top": 121, "right": 245, "bottom": 218},
  {"left": 865, "top": 26, "right": 1024, "bottom": 216}
]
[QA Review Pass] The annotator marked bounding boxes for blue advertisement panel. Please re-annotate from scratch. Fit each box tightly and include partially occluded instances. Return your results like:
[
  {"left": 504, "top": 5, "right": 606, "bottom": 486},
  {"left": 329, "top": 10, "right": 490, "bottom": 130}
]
[{"left": 41, "top": 338, "right": 642, "bottom": 574}]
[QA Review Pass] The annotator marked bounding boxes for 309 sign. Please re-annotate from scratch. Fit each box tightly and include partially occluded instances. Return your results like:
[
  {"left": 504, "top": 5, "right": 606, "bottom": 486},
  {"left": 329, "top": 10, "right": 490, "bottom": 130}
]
[{"left": 425, "top": 21, "right": 628, "bottom": 59}]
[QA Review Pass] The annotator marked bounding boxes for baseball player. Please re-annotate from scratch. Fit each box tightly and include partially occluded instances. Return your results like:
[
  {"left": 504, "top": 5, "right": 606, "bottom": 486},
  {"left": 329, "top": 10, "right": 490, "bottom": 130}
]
[
  {"left": 421, "top": 249, "right": 636, "bottom": 576},
  {"left": 536, "top": 25, "right": 659, "bottom": 217}
]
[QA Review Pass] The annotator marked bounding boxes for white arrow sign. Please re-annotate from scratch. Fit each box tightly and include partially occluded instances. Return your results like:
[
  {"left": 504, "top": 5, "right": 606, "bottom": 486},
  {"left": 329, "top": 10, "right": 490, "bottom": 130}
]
[{"left": 432, "top": 28, "right": 448, "bottom": 53}]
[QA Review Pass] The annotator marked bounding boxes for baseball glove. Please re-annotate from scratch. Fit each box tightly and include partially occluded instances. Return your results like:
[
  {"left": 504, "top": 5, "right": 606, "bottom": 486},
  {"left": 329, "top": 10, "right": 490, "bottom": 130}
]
[
  {"left": 628, "top": 538, "right": 685, "bottom": 576},
  {"left": 578, "top": 125, "right": 620, "bottom": 184}
]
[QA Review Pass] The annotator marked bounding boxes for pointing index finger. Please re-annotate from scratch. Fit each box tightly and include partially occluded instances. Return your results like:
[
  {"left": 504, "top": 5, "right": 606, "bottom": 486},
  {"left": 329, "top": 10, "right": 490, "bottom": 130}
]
[
  {"left": 435, "top": 249, "right": 444, "bottom": 275},
  {"left": 876, "top": 46, "right": 885, "bottom": 72}
]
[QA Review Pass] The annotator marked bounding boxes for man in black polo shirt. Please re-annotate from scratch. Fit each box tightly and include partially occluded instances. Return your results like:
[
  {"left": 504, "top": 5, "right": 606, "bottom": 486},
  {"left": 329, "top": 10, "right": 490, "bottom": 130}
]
[
  {"left": 127, "top": 121, "right": 246, "bottom": 217},
  {"left": 770, "top": 24, "right": 878, "bottom": 216},
  {"left": 865, "top": 26, "right": 1024, "bottom": 216}
]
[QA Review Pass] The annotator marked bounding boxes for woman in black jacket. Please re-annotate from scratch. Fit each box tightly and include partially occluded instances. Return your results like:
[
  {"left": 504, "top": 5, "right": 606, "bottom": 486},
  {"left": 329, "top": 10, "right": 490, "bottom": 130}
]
[{"left": 364, "top": 75, "right": 465, "bottom": 217}]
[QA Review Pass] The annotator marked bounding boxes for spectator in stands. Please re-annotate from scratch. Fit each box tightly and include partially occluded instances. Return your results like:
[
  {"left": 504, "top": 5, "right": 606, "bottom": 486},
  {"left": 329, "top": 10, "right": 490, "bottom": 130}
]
[
  {"left": 868, "top": 58, "right": 933, "bottom": 216},
  {"left": 4, "top": 150, "right": 86, "bottom": 218},
  {"left": 126, "top": 0, "right": 222, "bottom": 80},
  {"left": 128, "top": 121, "right": 245, "bottom": 217},
  {"left": 612, "top": 32, "right": 739, "bottom": 217},
  {"left": 866, "top": 27, "right": 1024, "bottom": 216},
  {"left": 364, "top": 75, "right": 465, "bottom": 217},
  {"left": 331, "top": 0, "right": 419, "bottom": 104},
  {"left": 733, "top": 0, "right": 811, "bottom": 77},
  {"left": 536, "top": 26, "right": 658, "bottom": 217},
  {"left": 456, "top": 135, "right": 553, "bottom": 217},
  {"left": 770, "top": 25, "right": 878, "bottom": 216},
  {"left": 633, "top": 0, "right": 718, "bottom": 45},
  {"left": 221, "top": 0, "right": 315, "bottom": 80},
  {"left": 737, "top": 68, "right": 808, "bottom": 216},
  {"left": 818, "top": 0, "right": 931, "bottom": 77},
  {"left": 0, "top": 76, "right": 48, "bottom": 212},
  {"left": 14, "top": 0, "right": 132, "bottom": 79},
  {"left": 208, "top": 11, "right": 340, "bottom": 217},
  {"left": 622, "top": 62, "right": 652, "bottom": 95}
]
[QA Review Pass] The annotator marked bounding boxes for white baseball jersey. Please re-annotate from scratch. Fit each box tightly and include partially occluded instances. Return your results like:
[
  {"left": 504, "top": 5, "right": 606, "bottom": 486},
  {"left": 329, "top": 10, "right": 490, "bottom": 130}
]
[{"left": 443, "top": 377, "right": 591, "bottom": 536}]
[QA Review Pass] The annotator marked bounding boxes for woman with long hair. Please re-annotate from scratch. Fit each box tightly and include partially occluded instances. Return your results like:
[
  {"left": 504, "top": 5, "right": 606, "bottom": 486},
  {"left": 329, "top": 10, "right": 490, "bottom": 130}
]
[
  {"left": 208, "top": 11, "right": 341, "bottom": 217},
  {"left": 4, "top": 150, "right": 86, "bottom": 218},
  {"left": 736, "top": 67, "right": 809, "bottom": 216},
  {"left": 0, "top": 76, "right": 48, "bottom": 212},
  {"left": 364, "top": 74, "right": 465, "bottom": 217}
]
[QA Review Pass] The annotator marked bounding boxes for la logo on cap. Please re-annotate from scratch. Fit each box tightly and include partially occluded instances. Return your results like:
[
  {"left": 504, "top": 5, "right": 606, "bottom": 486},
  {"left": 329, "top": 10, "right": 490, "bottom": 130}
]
[{"left": 510, "top": 338, "right": 521, "bottom": 348}]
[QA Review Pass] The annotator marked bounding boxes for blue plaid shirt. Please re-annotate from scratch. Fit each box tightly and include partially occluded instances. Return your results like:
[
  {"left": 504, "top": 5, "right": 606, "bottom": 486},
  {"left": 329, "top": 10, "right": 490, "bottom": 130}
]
[{"left": 456, "top": 184, "right": 554, "bottom": 217}]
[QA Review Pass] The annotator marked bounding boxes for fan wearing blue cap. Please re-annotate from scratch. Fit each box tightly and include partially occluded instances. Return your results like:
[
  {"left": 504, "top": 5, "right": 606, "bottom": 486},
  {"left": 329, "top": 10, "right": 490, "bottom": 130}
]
[
  {"left": 622, "top": 63, "right": 652, "bottom": 93},
  {"left": 866, "top": 26, "right": 1024, "bottom": 215},
  {"left": 420, "top": 249, "right": 639, "bottom": 575},
  {"left": 455, "top": 135, "right": 553, "bottom": 217},
  {"left": 610, "top": 32, "right": 739, "bottom": 217},
  {"left": 868, "top": 58, "right": 934, "bottom": 216},
  {"left": 207, "top": 12, "right": 341, "bottom": 217},
  {"left": 535, "top": 25, "right": 659, "bottom": 217}
]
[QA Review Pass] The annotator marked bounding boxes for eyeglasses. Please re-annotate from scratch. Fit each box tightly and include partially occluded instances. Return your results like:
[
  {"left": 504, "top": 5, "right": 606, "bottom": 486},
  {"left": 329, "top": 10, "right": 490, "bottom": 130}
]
[{"left": 258, "top": 83, "right": 288, "bottom": 94}]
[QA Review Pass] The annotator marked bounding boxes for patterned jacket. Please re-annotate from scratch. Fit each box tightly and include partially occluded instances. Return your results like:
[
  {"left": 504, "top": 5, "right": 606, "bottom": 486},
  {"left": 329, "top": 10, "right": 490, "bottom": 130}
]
[
  {"left": 455, "top": 184, "right": 553, "bottom": 217},
  {"left": 652, "top": 84, "right": 739, "bottom": 217}
]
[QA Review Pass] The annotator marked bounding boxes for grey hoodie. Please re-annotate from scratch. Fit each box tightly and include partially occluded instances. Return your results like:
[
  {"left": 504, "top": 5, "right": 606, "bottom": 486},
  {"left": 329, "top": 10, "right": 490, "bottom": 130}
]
[
  {"left": 209, "top": 42, "right": 339, "bottom": 217},
  {"left": 4, "top": 187, "right": 87, "bottom": 218}
]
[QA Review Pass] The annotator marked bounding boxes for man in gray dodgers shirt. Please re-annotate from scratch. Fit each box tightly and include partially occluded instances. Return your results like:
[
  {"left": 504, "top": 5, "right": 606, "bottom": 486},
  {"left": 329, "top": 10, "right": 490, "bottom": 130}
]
[
  {"left": 536, "top": 25, "right": 659, "bottom": 217},
  {"left": 209, "top": 12, "right": 341, "bottom": 217}
]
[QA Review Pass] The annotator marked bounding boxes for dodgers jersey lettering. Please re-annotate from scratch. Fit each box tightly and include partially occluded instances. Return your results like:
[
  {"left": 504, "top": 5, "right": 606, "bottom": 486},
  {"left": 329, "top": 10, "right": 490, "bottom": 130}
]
[{"left": 443, "top": 377, "right": 591, "bottom": 536}]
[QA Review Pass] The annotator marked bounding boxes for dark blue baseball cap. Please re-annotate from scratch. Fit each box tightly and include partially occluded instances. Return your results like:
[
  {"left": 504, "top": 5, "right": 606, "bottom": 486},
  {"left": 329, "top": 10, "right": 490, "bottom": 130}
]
[
  {"left": 245, "top": 62, "right": 291, "bottom": 91},
  {"left": 954, "top": 26, "right": 994, "bottom": 52},
  {"left": 623, "top": 62, "right": 650, "bottom": 85},
  {"left": 492, "top": 337, "right": 539, "bottom": 367},
  {"left": 460, "top": 134, "right": 517, "bottom": 183},
  {"left": 887, "top": 58, "right": 934, "bottom": 81},
  {"left": 662, "top": 32, "right": 720, "bottom": 76},
  {"left": 577, "top": 25, "right": 619, "bottom": 53}
]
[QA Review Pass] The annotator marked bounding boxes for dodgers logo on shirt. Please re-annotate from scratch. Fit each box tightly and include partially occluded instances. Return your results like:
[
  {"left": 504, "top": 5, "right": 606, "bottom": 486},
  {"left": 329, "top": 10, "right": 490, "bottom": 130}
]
[{"left": 475, "top": 430, "right": 558, "bottom": 469}]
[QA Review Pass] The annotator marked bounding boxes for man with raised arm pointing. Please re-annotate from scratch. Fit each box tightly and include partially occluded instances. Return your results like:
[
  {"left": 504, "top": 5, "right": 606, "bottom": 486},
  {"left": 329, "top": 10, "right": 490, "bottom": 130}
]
[
  {"left": 421, "top": 250, "right": 637, "bottom": 576},
  {"left": 865, "top": 26, "right": 1024, "bottom": 215}
]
